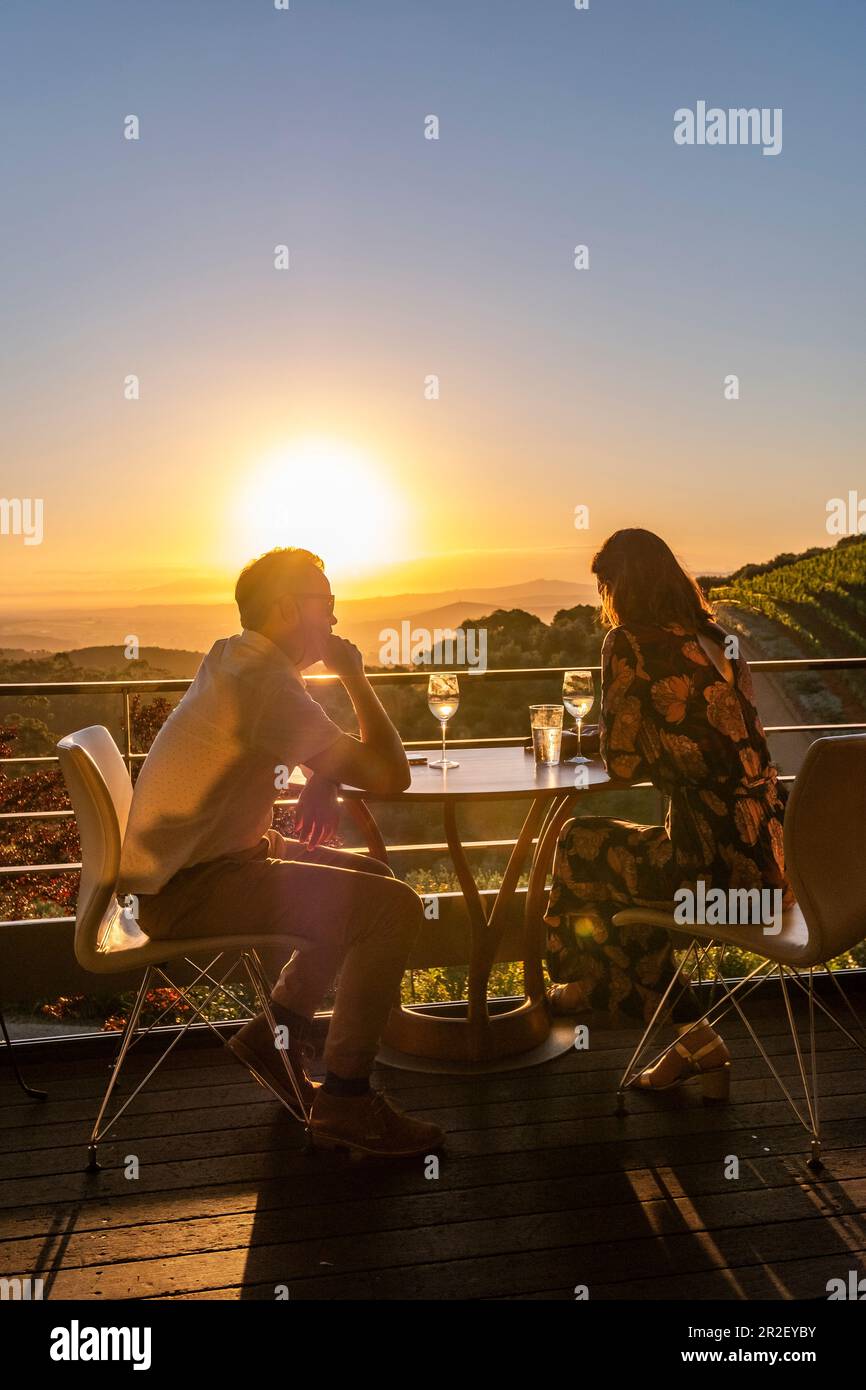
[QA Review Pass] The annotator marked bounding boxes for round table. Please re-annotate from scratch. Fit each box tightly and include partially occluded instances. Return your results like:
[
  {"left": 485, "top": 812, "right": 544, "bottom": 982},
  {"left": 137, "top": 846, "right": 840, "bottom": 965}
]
[{"left": 339, "top": 746, "right": 614, "bottom": 1071}]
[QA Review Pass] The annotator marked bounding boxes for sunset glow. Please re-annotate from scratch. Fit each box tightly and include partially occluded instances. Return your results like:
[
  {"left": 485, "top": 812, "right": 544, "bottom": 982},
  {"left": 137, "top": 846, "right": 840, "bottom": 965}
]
[{"left": 233, "top": 440, "right": 408, "bottom": 582}]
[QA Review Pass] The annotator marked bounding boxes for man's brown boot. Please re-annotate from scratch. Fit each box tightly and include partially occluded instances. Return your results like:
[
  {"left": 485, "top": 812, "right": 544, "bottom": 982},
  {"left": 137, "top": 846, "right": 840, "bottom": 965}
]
[
  {"left": 226, "top": 1013, "right": 319, "bottom": 1116},
  {"left": 309, "top": 1087, "right": 445, "bottom": 1158}
]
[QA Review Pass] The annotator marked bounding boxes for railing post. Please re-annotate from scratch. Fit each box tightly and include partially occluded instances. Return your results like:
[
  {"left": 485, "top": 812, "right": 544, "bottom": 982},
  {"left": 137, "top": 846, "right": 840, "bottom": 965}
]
[{"left": 121, "top": 689, "right": 133, "bottom": 774}]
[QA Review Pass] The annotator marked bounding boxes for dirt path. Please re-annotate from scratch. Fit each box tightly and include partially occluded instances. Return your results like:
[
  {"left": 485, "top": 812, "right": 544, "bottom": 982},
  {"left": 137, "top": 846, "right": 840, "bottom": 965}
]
[{"left": 718, "top": 618, "right": 812, "bottom": 778}]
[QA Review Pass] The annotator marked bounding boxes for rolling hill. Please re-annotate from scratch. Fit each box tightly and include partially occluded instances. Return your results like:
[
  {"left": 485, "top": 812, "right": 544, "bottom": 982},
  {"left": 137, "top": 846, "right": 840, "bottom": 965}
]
[
  {"left": 703, "top": 535, "right": 866, "bottom": 742},
  {"left": 704, "top": 535, "right": 866, "bottom": 657}
]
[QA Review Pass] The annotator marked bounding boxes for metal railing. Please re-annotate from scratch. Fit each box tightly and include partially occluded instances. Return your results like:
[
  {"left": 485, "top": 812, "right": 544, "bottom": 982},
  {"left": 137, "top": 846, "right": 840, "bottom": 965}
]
[{"left": 2, "top": 656, "right": 866, "bottom": 905}]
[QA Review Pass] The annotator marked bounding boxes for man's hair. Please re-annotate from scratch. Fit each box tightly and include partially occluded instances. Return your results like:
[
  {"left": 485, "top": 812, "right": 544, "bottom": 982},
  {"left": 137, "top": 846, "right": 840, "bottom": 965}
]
[{"left": 234, "top": 547, "right": 324, "bottom": 630}]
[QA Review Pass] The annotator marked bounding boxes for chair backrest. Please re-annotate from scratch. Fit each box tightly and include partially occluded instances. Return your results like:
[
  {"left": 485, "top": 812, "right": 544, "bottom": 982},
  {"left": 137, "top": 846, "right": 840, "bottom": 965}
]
[
  {"left": 57, "top": 727, "right": 133, "bottom": 968},
  {"left": 784, "top": 733, "right": 866, "bottom": 963}
]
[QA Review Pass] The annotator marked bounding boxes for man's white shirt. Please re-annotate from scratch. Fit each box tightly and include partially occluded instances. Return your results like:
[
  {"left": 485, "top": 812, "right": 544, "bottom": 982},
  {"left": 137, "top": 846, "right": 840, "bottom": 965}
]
[{"left": 116, "top": 629, "right": 343, "bottom": 894}]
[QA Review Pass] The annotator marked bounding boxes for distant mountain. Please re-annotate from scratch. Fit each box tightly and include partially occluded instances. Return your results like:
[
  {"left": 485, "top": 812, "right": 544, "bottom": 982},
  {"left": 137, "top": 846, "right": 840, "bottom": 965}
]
[
  {"left": 337, "top": 579, "right": 594, "bottom": 623},
  {"left": 65, "top": 647, "right": 205, "bottom": 677},
  {"left": 0, "top": 645, "right": 206, "bottom": 684},
  {"left": 345, "top": 589, "right": 593, "bottom": 662},
  {"left": 0, "top": 578, "right": 594, "bottom": 659},
  {"left": 0, "top": 607, "right": 237, "bottom": 655},
  {"left": 0, "top": 647, "right": 55, "bottom": 661}
]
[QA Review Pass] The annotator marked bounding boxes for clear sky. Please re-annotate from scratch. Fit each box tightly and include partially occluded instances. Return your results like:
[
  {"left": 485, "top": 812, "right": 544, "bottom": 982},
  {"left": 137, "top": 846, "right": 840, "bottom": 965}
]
[{"left": 2, "top": 0, "right": 864, "bottom": 608}]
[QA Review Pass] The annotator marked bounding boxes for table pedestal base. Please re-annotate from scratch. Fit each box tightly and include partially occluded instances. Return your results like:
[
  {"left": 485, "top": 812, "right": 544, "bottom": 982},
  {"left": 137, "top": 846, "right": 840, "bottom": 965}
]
[
  {"left": 378, "top": 1002, "right": 576, "bottom": 1074},
  {"left": 378, "top": 1000, "right": 575, "bottom": 1073},
  {"left": 346, "top": 777, "right": 584, "bottom": 1076}
]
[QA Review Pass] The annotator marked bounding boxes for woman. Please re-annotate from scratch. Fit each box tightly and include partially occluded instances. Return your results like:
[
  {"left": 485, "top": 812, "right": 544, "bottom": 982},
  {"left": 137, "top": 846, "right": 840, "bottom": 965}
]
[{"left": 544, "top": 528, "right": 793, "bottom": 1097}]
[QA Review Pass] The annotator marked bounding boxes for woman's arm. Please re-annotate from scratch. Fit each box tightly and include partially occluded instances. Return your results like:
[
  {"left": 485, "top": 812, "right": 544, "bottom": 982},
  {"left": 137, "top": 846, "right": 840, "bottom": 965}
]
[{"left": 599, "top": 627, "right": 654, "bottom": 782}]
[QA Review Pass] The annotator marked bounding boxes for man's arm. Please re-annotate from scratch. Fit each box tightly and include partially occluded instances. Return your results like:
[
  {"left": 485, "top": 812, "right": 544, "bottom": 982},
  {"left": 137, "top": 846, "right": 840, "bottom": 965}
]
[{"left": 304, "top": 636, "right": 410, "bottom": 794}]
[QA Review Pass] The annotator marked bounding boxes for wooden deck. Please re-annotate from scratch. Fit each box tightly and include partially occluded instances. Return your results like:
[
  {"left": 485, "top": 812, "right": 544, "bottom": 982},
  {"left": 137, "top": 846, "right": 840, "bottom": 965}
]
[{"left": 3, "top": 996, "right": 866, "bottom": 1301}]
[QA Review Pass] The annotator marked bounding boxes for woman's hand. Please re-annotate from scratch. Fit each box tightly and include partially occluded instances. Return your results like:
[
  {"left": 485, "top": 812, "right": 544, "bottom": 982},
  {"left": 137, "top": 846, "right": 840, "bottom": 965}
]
[{"left": 294, "top": 773, "right": 341, "bottom": 848}]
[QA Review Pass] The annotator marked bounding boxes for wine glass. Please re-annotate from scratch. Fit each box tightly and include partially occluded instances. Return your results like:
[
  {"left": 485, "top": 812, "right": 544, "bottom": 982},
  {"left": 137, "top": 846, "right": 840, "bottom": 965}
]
[
  {"left": 562, "top": 670, "right": 594, "bottom": 763},
  {"left": 428, "top": 673, "right": 460, "bottom": 769}
]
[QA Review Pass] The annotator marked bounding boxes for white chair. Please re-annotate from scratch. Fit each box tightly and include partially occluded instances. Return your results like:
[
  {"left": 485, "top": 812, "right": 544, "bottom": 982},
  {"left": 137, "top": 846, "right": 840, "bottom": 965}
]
[
  {"left": 57, "top": 726, "right": 312, "bottom": 1171},
  {"left": 613, "top": 733, "right": 866, "bottom": 1169}
]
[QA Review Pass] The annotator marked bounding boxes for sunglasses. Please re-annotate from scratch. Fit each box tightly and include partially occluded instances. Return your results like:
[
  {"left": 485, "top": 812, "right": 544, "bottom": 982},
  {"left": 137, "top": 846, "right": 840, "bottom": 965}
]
[{"left": 291, "top": 592, "right": 335, "bottom": 614}]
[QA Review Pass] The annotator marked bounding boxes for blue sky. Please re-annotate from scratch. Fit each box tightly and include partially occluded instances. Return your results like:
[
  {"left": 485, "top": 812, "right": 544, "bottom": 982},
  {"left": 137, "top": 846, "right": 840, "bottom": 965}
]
[{"left": 2, "top": 0, "right": 864, "bottom": 601}]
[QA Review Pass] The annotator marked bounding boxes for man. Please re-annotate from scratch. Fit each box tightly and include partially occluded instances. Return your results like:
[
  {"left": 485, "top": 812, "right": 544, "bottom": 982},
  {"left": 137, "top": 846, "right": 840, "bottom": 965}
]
[{"left": 116, "top": 546, "right": 443, "bottom": 1158}]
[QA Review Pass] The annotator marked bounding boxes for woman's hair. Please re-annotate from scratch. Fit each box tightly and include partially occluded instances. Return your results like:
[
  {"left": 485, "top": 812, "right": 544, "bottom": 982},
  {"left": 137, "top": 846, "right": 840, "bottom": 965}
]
[{"left": 591, "top": 528, "right": 715, "bottom": 631}]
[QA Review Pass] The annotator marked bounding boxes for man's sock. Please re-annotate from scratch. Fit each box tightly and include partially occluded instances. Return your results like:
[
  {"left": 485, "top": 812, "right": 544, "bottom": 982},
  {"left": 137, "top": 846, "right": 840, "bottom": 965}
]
[
  {"left": 323, "top": 1072, "right": 371, "bottom": 1098},
  {"left": 269, "top": 1001, "right": 312, "bottom": 1044}
]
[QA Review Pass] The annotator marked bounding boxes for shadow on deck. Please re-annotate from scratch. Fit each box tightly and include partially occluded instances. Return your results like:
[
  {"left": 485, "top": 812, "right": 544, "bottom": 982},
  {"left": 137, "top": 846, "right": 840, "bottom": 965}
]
[{"left": 2, "top": 994, "right": 866, "bottom": 1301}]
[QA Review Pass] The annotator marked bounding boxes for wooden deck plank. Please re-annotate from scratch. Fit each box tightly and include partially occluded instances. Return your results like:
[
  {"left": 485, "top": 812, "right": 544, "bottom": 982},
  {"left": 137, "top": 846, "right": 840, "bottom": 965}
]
[
  {"left": 5, "top": 1163, "right": 866, "bottom": 1276},
  {"left": 4, "top": 1107, "right": 866, "bottom": 1216},
  {"left": 4, "top": 1052, "right": 866, "bottom": 1166},
  {"left": 0, "top": 999, "right": 852, "bottom": 1101},
  {"left": 0, "top": 1031, "right": 861, "bottom": 1142},
  {"left": 2, "top": 994, "right": 866, "bottom": 1301},
  {"left": 27, "top": 1209, "right": 866, "bottom": 1300},
  {"left": 6, "top": 1134, "right": 866, "bottom": 1246},
  {"left": 3, "top": 1076, "right": 866, "bottom": 1191}
]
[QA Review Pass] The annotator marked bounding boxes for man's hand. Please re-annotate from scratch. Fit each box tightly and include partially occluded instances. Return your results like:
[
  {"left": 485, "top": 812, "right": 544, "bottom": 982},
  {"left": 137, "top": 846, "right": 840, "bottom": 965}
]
[
  {"left": 321, "top": 634, "right": 365, "bottom": 684},
  {"left": 294, "top": 773, "right": 341, "bottom": 848},
  {"left": 305, "top": 635, "right": 409, "bottom": 795}
]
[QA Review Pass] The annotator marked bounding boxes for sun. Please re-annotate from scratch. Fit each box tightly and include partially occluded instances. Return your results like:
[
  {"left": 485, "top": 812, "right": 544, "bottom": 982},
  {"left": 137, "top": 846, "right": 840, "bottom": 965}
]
[{"left": 234, "top": 439, "right": 405, "bottom": 580}]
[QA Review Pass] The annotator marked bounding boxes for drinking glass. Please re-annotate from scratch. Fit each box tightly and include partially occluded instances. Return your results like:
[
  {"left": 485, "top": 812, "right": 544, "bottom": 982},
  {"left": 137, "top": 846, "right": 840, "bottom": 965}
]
[
  {"left": 529, "top": 704, "right": 563, "bottom": 766},
  {"left": 428, "top": 674, "right": 460, "bottom": 769},
  {"left": 562, "top": 670, "right": 594, "bottom": 763}
]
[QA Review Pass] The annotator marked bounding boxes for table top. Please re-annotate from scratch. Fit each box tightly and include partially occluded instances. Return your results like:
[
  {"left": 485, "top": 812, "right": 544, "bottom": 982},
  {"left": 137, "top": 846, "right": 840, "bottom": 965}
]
[{"left": 338, "top": 745, "right": 614, "bottom": 802}]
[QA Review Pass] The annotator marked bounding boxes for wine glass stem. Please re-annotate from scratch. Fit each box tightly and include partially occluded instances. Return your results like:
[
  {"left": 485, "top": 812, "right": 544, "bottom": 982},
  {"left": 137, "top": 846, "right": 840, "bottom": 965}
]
[
  {"left": 577, "top": 718, "right": 583, "bottom": 759},
  {"left": 441, "top": 720, "right": 447, "bottom": 765}
]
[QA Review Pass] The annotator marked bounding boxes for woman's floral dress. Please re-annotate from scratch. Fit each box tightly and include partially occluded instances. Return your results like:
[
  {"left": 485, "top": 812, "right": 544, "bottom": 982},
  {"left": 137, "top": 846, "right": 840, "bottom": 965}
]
[{"left": 544, "top": 622, "right": 793, "bottom": 1023}]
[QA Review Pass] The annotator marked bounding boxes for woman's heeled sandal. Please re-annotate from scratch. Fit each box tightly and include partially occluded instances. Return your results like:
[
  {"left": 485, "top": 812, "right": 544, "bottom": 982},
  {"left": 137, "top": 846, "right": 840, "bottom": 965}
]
[
  {"left": 698, "top": 1061, "right": 731, "bottom": 1103},
  {"left": 636, "top": 1033, "right": 731, "bottom": 1104}
]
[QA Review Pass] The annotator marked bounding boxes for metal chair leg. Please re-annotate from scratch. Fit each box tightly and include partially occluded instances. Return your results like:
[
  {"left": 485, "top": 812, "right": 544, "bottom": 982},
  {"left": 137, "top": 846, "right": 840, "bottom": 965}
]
[
  {"left": 242, "top": 951, "right": 314, "bottom": 1141},
  {"left": 88, "top": 954, "right": 252, "bottom": 1170},
  {"left": 806, "top": 967, "right": 823, "bottom": 1172},
  {"left": 776, "top": 964, "right": 824, "bottom": 1169},
  {"left": 86, "top": 967, "right": 154, "bottom": 1172},
  {"left": 0, "top": 1002, "right": 47, "bottom": 1101},
  {"left": 84, "top": 951, "right": 319, "bottom": 1172}
]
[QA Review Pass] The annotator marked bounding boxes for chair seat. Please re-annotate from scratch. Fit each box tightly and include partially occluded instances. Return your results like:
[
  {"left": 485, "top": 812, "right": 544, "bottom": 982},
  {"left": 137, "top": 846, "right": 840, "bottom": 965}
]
[
  {"left": 612, "top": 902, "right": 819, "bottom": 967},
  {"left": 78, "top": 901, "right": 308, "bottom": 975}
]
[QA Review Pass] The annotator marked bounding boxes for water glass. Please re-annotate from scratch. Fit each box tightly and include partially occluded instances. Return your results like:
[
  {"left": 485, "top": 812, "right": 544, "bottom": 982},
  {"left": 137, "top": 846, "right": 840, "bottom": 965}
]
[{"left": 530, "top": 704, "right": 563, "bottom": 766}]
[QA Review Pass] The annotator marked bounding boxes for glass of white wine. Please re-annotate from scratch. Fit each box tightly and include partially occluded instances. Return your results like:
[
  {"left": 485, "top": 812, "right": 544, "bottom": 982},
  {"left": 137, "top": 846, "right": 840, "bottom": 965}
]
[
  {"left": 562, "top": 669, "right": 594, "bottom": 764},
  {"left": 428, "top": 673, "right": 460, "bottom": 769}
]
